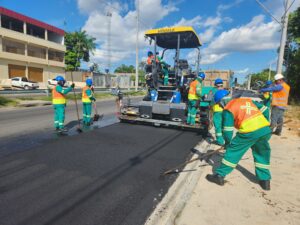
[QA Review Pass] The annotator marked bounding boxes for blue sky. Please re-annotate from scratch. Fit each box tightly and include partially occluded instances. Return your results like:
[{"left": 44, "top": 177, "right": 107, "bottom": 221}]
[{"left": 1, "top": 0, "right": 299, "bottom": 83}]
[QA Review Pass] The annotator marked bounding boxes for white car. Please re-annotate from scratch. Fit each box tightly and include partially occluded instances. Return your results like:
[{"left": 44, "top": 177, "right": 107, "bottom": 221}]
[{"left": 11, "top": 77, "right": 39, "bottom": 90}]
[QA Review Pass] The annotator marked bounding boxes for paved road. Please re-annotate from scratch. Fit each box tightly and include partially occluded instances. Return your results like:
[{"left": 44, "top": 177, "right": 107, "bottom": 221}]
[
  {"left": 0, "top": 123, "right": 200, "bottom": 225},
  {"left": 0, "top": 97, "right": 202, "bottom": 225}
]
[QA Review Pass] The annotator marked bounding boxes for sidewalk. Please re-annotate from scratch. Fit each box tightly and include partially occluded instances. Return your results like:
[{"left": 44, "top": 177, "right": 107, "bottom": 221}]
[
  {"left": 176, "top": 126, "right": 300, "bottom": 225},
  {"left": 146, "top": 121, "right": 300, "bottom": 225}
]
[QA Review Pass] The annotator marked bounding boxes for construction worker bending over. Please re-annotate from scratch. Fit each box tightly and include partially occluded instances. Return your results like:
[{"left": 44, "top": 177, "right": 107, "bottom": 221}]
[
  {"left": 82, "top": 78, "right": 96, "bottom": 126},
  {"left": 187, "top": 72, "right": 205, "bottom": 125},
  {"left": 211, "top": 78, "right": 225, "bottom": 145},
  {"left": 206, "top": 90, "right": 272, "bottom": 191},
  {"left": 52, "top": 76, "right": 75, "bottom": 133},
  {"left": 259, "top": 74, "right": 290, "bottom": 136}
]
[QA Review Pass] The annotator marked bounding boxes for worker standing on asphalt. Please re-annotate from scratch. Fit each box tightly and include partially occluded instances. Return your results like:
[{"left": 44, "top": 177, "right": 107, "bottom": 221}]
[
  {"left": 52, "top": 75, "right": 75, "bottom": 133},
  {"left": 82, "top": 78, "right": 96, "bottom": 126},
  {"left": 186, "top": 72, "right": 205, "bottom": 125},
  {"left": 211, "top": 78, "right": 225, "bottom": 145},
  {"left": 259, "top": 74, "right": 290, "bottom": 136},
  {"left": 206, "top": 90, "right": 272, "bottom": 190}
]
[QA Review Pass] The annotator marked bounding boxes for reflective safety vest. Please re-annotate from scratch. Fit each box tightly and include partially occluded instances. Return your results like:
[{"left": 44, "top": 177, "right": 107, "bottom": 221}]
[
  {"left": 213, "top": 104, "right": 223, "bottom": 112},
  {"left": 52, "top": 86, "right": 66, "bottom": 104},
  {"left": 188, "top": 80, "right": 201, "bottom": 100},
  {"left": 263, "top": 92, "right": 270, "bottom": 100},
  {"left": 82, "top": 86, "right": 92, "bottom": 103},
  {"left": 147, "top": 55, "right": 159, "bottom": 65},
  {"left": 224, "top": 98, "right": 270, "bottom": 133},
  {"left": 272, "top": 82, "right": 290, "bottom": 107}
]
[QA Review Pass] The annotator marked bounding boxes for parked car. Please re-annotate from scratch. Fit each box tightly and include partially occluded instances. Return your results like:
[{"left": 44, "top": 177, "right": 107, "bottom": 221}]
[
  {"left": 48, "top": 78, "right": 58, "bottom": 85},
  {"left": 47, "top": 78, "right": 70, "bottom": 87},
  {"left": 11, "top": 77, "right": 39, "bottom": 90}
]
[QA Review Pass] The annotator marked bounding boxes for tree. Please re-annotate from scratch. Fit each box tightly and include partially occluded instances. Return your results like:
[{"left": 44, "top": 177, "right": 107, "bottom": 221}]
[
  {"left": 248, "top": 69, "right": 276, "bottom": 88},
  {"left": 65, "top": 30, "right": 96, "bottom": 71},
  {"left": 114, "top": 64, "right": 136, "bottom": 73},
  {"left": 285, "top": 7, "right": 300, "bottom": 101},
  {"left": 89, "top": 62, "right": 100, "bottom": 73}
]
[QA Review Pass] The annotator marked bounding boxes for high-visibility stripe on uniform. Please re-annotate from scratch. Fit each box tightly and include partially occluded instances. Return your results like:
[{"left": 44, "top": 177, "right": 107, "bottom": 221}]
[
  {"left": 272, "top": 82, "right": 290, "bottom": 107},
  {"left": 82, "top": 86, "right": 92, "bottom": 103},
  {"left": 213, "top": 104, "right": 223, "bottom": 112},
  {"left": 52, "top": 86, "right": 66, "bottom": 104},
  {"left": 255, "top": 162, "right": 270, "bottom": 169},
  {"left": 224, "top": 98, "right": 270, "bottom": 133},
  {"left": 188, "top": 80, "right": 201, "bottom": 100},
  {"left": 222, "top": 159, "right": 237, "bottom": 168},
  {"left": 216, "top": 132, "right": 223, "bottom": 136},
  {"left": 223, "top": 126, "right": 234, "bottom": 131},
  {"left": 260, "top": 106, "right": 268, "bottom": 113}
]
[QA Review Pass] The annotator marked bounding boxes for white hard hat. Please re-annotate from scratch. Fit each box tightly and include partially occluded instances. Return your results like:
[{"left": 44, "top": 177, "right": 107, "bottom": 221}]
[{"left": 274, "top": 74, "right": 284, "bottom": 80}]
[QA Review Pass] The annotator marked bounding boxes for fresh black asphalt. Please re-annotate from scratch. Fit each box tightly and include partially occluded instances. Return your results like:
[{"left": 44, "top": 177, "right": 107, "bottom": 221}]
[{"left": 0, "top": 122, "right": 201, "bottom": 225}]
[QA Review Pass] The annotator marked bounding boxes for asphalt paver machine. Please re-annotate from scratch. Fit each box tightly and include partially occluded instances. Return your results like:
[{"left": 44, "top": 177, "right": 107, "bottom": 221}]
[{"left": 120, "top": 26, "right": 211, "bottom": 133}]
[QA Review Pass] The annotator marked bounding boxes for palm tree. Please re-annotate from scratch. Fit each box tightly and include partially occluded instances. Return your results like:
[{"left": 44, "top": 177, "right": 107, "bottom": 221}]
[{"left": 65, "top": 30, "right": 96, "bottom": 71}]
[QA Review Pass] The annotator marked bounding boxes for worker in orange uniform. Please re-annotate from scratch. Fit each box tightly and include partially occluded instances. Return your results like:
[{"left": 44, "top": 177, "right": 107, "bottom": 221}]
[
  {"left": 206, "top": 90, "right": 272, "bottom": 190},
  {"left": 259, "top": 74, "right": 290, "bottom": 136},
  {"left": 52, "top": 75, "right": 75, "bottom": 133}
]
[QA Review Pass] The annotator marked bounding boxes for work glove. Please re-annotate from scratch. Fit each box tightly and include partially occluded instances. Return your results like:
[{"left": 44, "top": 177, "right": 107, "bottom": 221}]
[
  {"left": 71, "top": 83, "right": 75, "bottom": 88},
  {"left": 91, "top": 97, "right": 96, "bottom": 102}
]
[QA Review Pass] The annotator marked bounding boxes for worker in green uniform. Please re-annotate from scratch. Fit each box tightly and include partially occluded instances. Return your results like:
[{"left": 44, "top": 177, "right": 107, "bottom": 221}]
[
  {"left": 52, "top": 75, "right": 75, "bottom": 133},
  {"left": 156, "top": 53, "right": 169, "bottom": 86},
  {"left": 211, "top": 78, "right": 225, "bottom": 145},
  {"left": 261, "top": 80, "right": 273, "bottom": 121},
  {"left": 187, "top": 72, "right": 205, "bottom": 125},
  {"left": 206, "top": 90, "right": 272, "bottom": 191},
  {"left": 82, "top": 78, "right": 96, "bottom": 126}
]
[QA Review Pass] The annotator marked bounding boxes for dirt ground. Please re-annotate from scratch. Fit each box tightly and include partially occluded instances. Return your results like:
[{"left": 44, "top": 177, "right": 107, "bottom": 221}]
[{"left": 175, "top": 111, "right": 300, "bottom": 225}]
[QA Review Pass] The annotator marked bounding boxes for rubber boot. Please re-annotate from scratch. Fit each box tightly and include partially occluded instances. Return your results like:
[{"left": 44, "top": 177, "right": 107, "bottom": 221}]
[
  {"left": 259, "top": 180, "right": 270, "bottom": 191},
  {"left": 206, "top": 174, "right": 225, "bottom": 186}
]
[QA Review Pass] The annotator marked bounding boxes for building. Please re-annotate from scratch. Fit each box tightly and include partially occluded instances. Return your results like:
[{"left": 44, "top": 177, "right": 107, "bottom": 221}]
[
  {"left": 203, "top": 70, "right": 234, "bottom": 88},
  {"left": 0, "top": 7, "right": 65, "bottom": 84}
]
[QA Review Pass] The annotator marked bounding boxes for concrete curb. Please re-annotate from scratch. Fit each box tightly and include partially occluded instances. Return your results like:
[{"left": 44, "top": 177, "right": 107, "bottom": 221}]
[{"left": 145, "top": 136, "right": 219, "bottom": 225}]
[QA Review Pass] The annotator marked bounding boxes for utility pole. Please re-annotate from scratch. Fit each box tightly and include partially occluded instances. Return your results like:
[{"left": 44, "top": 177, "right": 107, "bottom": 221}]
[
  {"left": 106, "top": 11, "right": 112, "bottom": 75},
  {"left": 247, "top": 74, "right": 252, "bottom": 90},
  {"left": 255, "top": 0, "right": 294, "bottom": 75},
  {"left": 276, "top": 0, "right": 290, "bottom": 75},
  {"left": 135, "top": 0, "right": 140, "bottom": 91}
]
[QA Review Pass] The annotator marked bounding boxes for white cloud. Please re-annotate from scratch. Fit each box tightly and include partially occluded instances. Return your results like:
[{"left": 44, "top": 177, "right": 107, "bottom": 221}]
[
  {"left": 173, "top": 16, "right": 202, "bottom": 28},
  {"left": 200, "top": 14, "right": 281, "bottom": 65},
  {"left": 235, "top": 68, "right": 250, "bottom": 74},
  {"left": 79, "top": 0, "right": 178, "bottom": 68},
  {"left": 261, "top": 0, "right": 300, "bottom": 19}
]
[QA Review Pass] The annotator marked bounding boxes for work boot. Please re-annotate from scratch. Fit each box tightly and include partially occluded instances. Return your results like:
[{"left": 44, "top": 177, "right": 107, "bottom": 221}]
[
  {"left": 259, "top": 180, "right": 270, "bottom": 191},
  {"left": 273, "top": 131, "right": 281, "bottom": 136},
  {"left": 206, "top": 174, "right": 225, "bottom": 186},
  {"left": 58, "top": 127, "right": 68, "bottom": 134}
]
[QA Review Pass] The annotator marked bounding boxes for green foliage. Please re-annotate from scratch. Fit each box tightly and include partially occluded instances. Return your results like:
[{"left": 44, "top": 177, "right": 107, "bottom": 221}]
[
  {"left": 64, "top": 30, "right": 96, "bottom": 71},
  {"left": 248, "top": 69, "right": 276, "bottom": 88},
  {"left": 0, "top": 96, "right": 16, "bottom": 106},
  {"left": 286, "top": 7, "right": 300, "bottom": 100},
  {"left": 114, "top": 64, "right": 136, "bottom": 73}
]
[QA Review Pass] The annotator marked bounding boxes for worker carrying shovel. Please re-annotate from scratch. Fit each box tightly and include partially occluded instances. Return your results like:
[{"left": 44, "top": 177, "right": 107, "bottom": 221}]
[
  {"left": 82, "top": 78, "right": 96, "bottom": 126},
  {"left": 52, "top": 75, "right": 75, "bottom": 133},
  {"left": 206, "top": 90, "right": 272, "bottom": 191}
]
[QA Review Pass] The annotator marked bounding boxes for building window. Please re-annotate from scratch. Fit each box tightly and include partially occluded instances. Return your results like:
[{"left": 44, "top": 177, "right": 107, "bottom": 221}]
[
  {"left": 1, "top": 15, "right": 24, "bottom": 33},
  {"left": 27, "top": 45, "right": 46, "bottom": 59},
  {"left": 48, "top": 30, "right": 64, "bottom": 44},
  {"left": 26, "top": 23, "right": 45, "bottom": 39},
  {"left": 2, "top": 38, "right": 25, "bottom": 55},
  {"left": 48, "top": 50, "right": 64, "bottom": 62}
]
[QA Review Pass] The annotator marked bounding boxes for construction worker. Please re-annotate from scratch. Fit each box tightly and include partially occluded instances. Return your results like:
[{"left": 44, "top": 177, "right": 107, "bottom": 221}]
[
  {"left": 259, "top": 74, "right": 290, "bottom": 136},
  {"left": 82, "top": 78, "right": 96, "bottom": 126},
  {"left": 211, "top": 78, "right": 225, "bottom": 145},
  {"left": 156, "top": 53, "right": 169, "bottom": 86},
  {"left": 206, "top": 90, "right": 272, "bottom": 190},
  {"left": 186, "top": 72, "right": 205, "bottom": 125},
  {"left": 52, "top": 75, "right": 75, "bottom": 133},
  {"left": 261, "top": 80, "right": 273, "bottom": 121}
]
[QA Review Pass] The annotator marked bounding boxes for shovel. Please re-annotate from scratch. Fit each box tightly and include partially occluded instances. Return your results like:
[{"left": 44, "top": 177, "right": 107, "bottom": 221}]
[{"left": 93, "top": 101, "right": 103, "bottom": 121}]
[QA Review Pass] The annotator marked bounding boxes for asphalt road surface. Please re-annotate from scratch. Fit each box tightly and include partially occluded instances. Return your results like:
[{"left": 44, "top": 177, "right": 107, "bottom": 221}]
[{"left": 0, "top": 98, "right": 202, "bottom": 225}]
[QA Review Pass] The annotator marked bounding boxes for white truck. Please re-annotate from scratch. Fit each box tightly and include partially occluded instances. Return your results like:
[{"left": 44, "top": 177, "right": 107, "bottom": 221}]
[{"left": 11, "top": 77, "right": 39, "bottom": 90}]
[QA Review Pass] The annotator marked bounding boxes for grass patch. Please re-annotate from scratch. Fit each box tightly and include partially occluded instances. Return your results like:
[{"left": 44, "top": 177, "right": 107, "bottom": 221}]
[{"left": 0, "top": 96, "right": 18, "bottom": 107}]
